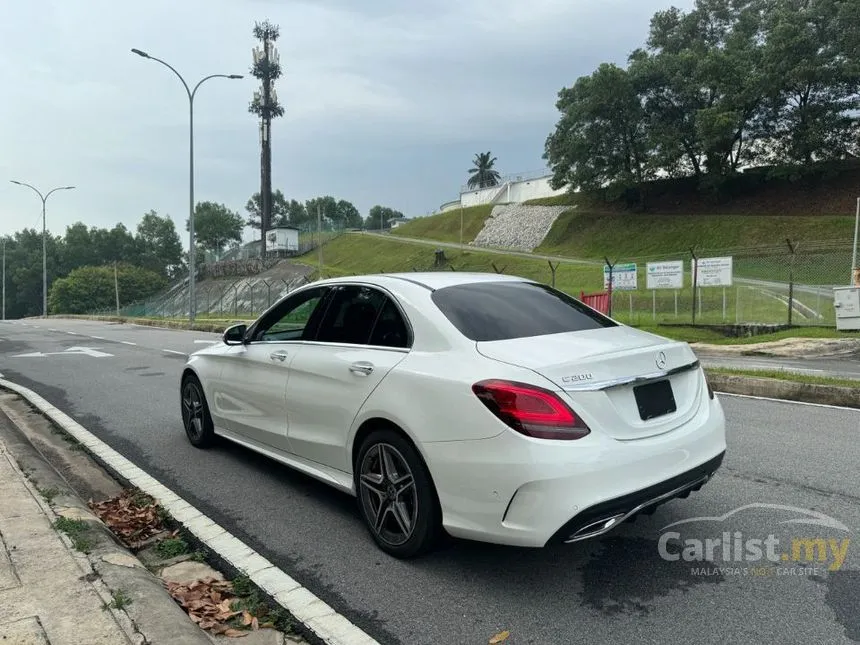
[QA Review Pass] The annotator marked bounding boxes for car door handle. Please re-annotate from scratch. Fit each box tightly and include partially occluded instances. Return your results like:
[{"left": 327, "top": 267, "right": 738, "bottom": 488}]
[
  {"left": 269, "top": 350, "right": 289, "bottom": 362},
  {"left": 349, "top": 361, "right": 374, "bottom": 376}
]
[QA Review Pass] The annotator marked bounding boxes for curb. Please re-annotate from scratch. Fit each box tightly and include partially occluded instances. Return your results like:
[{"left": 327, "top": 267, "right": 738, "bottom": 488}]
[
  {"left": 706, "top": 373, "right": 860, "bottom": 409},
  {"left": 0, "top": 378, "right": 379, "bottom": 645}
]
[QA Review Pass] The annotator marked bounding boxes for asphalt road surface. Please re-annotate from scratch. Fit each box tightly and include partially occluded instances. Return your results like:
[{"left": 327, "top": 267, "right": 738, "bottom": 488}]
[
  {"left": 1, "top": 318, "right": 858, "bottom": 645},
  {"left": 697, "top": 352, "right": 860, "bottom": 380}
]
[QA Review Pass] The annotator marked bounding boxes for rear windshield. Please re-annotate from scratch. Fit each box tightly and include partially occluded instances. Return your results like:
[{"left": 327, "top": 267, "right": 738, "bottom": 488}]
[{"left": 431, "top": 281, "right": 617, "bottom": 342}]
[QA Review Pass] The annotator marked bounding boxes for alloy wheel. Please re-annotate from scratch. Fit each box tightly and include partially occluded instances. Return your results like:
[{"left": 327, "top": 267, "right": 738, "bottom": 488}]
[
  {"left": 359, "top": 443, "right": 419, "bottom": 547},
  {"left": 182, "top": 381, "right": 205, "bottom": 440}
]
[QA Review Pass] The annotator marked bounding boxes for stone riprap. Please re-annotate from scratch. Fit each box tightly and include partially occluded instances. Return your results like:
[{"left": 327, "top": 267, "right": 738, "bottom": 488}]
[{"left": 470, "top": 204, "right": 571, "bottom": 252}]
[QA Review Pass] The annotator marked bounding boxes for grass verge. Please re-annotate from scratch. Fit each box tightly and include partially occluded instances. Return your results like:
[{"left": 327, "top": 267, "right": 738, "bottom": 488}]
[
  {"left": 705, "top": 367, "right": 860, "bottom": 388},
  {"left": 634, "top": 325, "right": 858, "bottom": 345},
  {"left": 391, "top": 204, "right": 494, "bottom": 243}
]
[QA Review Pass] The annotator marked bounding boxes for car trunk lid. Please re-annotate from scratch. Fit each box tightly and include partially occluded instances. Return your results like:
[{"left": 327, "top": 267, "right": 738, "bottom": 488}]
[{"left": 476, "top": 326, "right": 704, "bottom": 440}]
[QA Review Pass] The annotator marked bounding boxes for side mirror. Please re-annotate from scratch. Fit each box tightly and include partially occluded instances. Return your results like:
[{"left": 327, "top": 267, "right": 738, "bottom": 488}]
[{"left": 222, "top": 323, "right": 248, "bottom": 346}]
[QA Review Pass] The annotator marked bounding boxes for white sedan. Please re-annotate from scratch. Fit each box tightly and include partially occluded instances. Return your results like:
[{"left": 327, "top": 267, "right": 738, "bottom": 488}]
[{"left": 180, "top": 272, "right": 726, "bottom": 558}]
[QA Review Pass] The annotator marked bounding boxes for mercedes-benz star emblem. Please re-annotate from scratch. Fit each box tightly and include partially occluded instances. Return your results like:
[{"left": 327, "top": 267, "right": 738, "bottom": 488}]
[{"left": 656, "top": 351, "right": 667, "bottom": 370}]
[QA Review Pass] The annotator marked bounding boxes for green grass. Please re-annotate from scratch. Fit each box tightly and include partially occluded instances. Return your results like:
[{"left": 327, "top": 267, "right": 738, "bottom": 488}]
[
  {"left": 706, "top": 367, "right": 860, "bottom": 388},
  {"left": 537, "top": 210, "right": 855, "bottom": 260},
  {"left": 154, "top": 537, "right": 189, "bottom": 559},
  {"left": 103, "top": 589, "right": 133, "bottom": 612},
  {"left": 54, "top": 517, "right": 93, "bottom": 553},
  {"left": 633, "top": 324, "right": 857, "bottom": 345},
  {"left": 38, "top": 486, "right": 61, "bottom": 504},
  {"left": 391, "top": 204, "right": 494, "bottom": 243},
  {"left": 302, "top": 234, "right": 601, "bottom": 294}
]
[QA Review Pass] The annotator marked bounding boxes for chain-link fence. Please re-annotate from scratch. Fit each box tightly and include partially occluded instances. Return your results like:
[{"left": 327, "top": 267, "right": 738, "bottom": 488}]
[
  {"left": 89, "top": 234, "right": 855, "bottom": 329},
  {"left": 600, "top": 240, "right": 853, "bottom": 327}
]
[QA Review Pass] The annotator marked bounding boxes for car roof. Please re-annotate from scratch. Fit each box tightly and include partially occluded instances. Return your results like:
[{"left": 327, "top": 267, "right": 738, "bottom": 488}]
[{"left": 311, "top": 271, "right": 530, "bottom": 292}]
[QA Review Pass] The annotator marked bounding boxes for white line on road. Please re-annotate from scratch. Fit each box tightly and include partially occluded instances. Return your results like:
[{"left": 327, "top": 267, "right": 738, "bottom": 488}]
[
  {"left": 90, "top": 335, "right": 105, "bottom": 340},
  {"left": 121, "top": 341, "right": 136, "bottom": 346},
  {"left": 0, "top": 377, "right": 379, "bottom": 645},
  {"left": 67, "top": 332, "right": 79, "bottom": 336},
  {"left": 194, "top": 340, "right": 218, "bottom": 344},
  {"left": 162, "top": 349, "right": 188, "bottom": 356}
]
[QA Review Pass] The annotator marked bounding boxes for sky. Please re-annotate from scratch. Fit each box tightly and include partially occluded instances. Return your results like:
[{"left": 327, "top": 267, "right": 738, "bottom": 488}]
[{"left": 0, "top": 0, "right": 693, "bottom": 246}]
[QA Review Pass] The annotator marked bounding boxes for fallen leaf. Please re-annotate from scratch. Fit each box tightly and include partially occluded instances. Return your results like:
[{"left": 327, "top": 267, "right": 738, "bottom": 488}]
[
  {"left": 242, "top": 611, "right": 253, "bottom": 626},
  {"left": 224, "top": 629, "right": 248, "bottom": 638},
  {"left": 251, "top": 616, "right": 259, "bottom": 631},
  {"left": 489, "top": 630, "right": 510, "bottom": 644}
]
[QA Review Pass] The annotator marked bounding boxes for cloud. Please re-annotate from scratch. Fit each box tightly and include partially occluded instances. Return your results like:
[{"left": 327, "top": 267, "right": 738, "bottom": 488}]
[{"left": 0, "top": 0, "right": 693, "bottom": 242}]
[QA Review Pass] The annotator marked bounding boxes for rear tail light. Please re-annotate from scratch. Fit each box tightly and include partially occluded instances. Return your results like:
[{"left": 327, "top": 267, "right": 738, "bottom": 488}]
[{"left": 471, "top": 379, "right": 590, "bottom": 440}]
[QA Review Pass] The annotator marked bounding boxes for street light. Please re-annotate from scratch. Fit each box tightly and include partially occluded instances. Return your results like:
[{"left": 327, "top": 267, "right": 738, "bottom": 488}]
[
  {"left": 131, "top": 48, "right": 242, "bottom": 323},
  {"left": 9, "top": 181, "right": 75, "bottom": 318}
]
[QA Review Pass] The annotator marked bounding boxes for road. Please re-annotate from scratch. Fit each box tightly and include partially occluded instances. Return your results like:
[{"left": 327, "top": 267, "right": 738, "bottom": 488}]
[
  {"left": 696, "top": 351, "right": 860, "bottom": 380},
  {"left": 1, "top": 318, "right": 859, "bottom": 645}
]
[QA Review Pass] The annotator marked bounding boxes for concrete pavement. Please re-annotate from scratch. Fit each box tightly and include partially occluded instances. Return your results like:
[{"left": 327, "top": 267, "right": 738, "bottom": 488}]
[
  {"left": 1, "top": 318, "right": 859, "bottom": 645},
  {"left": 0, "top": 433, "right": 134, "bottom": 645}
]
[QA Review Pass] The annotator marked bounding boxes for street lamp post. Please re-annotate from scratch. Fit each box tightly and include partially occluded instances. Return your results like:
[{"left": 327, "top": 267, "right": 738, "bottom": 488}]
[
  {"left": 9, "top": 181, "right": 75, "bottom": 318},
  {"left": 131, "top": 48, "right": 242, "bottom": 323}
]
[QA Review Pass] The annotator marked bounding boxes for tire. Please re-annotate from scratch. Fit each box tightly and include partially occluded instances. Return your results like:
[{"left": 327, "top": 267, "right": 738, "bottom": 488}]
[
  {"left": 181, "top": 375, "right": 216, "bottom": 448},
  {"left": 355, "top": 429, "right": 441, "bottom": 558}
]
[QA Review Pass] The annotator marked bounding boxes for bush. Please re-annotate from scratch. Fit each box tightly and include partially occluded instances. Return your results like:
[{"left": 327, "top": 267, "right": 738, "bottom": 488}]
[{"left": 49, "top": 265, "right": 167, "bottom": 314}]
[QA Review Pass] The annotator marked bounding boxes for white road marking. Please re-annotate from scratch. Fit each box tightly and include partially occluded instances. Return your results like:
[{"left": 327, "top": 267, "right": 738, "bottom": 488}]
[
  {"left": 717, "top": 391, "right": 860, "bottom": 412},
  {"left": 49, "top": 328, "right": 58, "bottom": 332},
  {"left": 162, "top": 349, "right": 188, "bottom": 356},
  {"left": 0, "top": 377, "right": 380, "bottom": 645},
  {"left": 121, "top": 341, "right": 136, "bottom": 346},
  {"left": 67, "top": 331, "right": 79, "bottom": 335},
  {"left": 90, "top": 335, "right": 105, "bottom": 340},
  {"left": 194, "top": 340, "right": 218, "bottom": 344},
  {"left": 12, "top": 346, "right": 114, "bottom": 359}
]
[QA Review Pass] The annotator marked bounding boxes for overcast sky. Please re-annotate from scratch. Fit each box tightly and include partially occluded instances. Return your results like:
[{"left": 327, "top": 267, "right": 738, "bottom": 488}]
[{"left": 0, "top": 0, "right": 692, "bottom": 244}]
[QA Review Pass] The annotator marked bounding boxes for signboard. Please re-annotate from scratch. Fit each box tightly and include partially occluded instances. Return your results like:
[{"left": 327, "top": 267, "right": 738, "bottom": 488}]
[
  {"left": 604, "top": 263, "right": 637, "bottom": 291},
  {"left": 646, "top": 261, "right": 683, "bottom": 290},
  {"left": 692, "top": 256, "right": 733, "bottom": 287}
]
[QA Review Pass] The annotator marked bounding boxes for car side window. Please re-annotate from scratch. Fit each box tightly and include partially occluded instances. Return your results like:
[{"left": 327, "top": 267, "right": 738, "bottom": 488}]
[
  {"left": 368, "top": 298, "right": 410, "bottom": 348},
  {"left": 314, "top": 285, "right": 409, "bottom": 347},
  {"left": 253, "top": 287, "right": 329, "bottom": 342}
]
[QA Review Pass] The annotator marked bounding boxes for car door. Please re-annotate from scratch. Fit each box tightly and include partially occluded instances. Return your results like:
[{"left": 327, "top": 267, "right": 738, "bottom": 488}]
[
  {"left": 213, "top": 285, "right": 331, "bottom": 452},
  {"left": 286, "top": 284, "right": 411, "bottom": 472}
]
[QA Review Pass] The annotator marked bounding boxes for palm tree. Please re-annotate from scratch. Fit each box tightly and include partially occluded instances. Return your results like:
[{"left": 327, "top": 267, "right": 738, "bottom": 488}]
[{"left": 466, "top": 151, "right": 501, "bottom": 189}]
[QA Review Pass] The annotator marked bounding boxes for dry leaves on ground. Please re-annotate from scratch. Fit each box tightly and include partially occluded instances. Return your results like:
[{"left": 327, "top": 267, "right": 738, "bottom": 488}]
[
  {"left": 166, "top": 577, "right": 259, "bottom": 637},
  {"left": 89, "top": 489, "right": 166, "bottom": 548},
  {"left": 489, "top": 630, "right": 511, "bottom": 644}
]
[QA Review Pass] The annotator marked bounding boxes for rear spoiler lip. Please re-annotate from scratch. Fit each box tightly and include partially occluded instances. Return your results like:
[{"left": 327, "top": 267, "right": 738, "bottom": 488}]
[{"left": 560, "top": 359, "right": 701, "bottom": 392}]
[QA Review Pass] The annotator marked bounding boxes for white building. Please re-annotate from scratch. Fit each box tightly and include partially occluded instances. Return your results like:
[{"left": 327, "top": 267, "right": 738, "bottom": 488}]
[
  {"left": 439, "top": 170, "right": 567, "bottom": 213},
  {"left": 266, "top": 226, "right": 300, "bottom": 253}
]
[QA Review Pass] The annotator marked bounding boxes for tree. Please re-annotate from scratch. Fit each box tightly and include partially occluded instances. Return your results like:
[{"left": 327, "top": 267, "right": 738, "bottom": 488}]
[
  {"left": 466, "top": 152, "right": 501, "bottom": 189},
  {"left": 188, "top": 202, "right": 244, "bottom": 255},
  {"left": 135, "top": 211, "right": 182, "bottom": 277},
  {"left": 336, "top": 199, "right": 363, "bottom": 228},
  {"left": 246, "top": 190, "right": 290, "bottom": 229},
  {"left": 756, "top": 0, "right": 859, "bottom": 165},
  {"left": 49, "top": 264, "right": 167, "bottom": 315},
  {"left": 305, "top": 196, "right": 338, "bottom": 228},
  {"left": 365, "top": 205, "right": 404, "bottom": 230},
  {"left": 545, "top": 63, "right": 651, "bottom": 194},
  {"left": 630, "top": 0, "right": 768, "bottom": 179}
]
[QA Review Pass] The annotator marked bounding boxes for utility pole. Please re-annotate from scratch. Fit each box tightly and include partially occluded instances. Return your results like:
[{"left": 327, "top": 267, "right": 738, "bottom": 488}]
[
  {"left": 114, "top": 261, "right": 121, "bottom": 317},
  {"left": 317, "top": 204, "right": 323, "bottom": 274},
  {"left": 250, "top": 20, "right": 284, "bottom": 260},
  {"left": 2, "top": 239, "right": 5, "bottom": 321}
]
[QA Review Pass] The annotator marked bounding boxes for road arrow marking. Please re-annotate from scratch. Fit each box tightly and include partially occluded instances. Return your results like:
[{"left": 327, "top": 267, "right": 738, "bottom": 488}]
[{"left": 11, "top": 346, "right": 113, "bottom": 358}]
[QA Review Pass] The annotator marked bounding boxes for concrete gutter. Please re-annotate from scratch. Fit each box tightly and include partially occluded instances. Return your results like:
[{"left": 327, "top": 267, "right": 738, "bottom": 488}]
[{"left": 706, "top": 373, "right": 860, "bottom": 409}]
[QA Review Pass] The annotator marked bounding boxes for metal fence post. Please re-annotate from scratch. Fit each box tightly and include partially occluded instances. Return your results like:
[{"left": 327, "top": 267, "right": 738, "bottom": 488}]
[
  {"left": 604, "top": 257, "right": 615, "bottom": 318},
  {"left": 690, "top": 247, "right": 698, "bottom": 325},
  {"left": 786, "top": 239, "right": 797, "bottom": 326}
]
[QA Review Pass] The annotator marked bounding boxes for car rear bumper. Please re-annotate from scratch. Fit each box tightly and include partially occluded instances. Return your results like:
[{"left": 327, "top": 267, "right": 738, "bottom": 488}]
[{"left": 422, "top": 396, "right": 727, "bottom": 547}]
